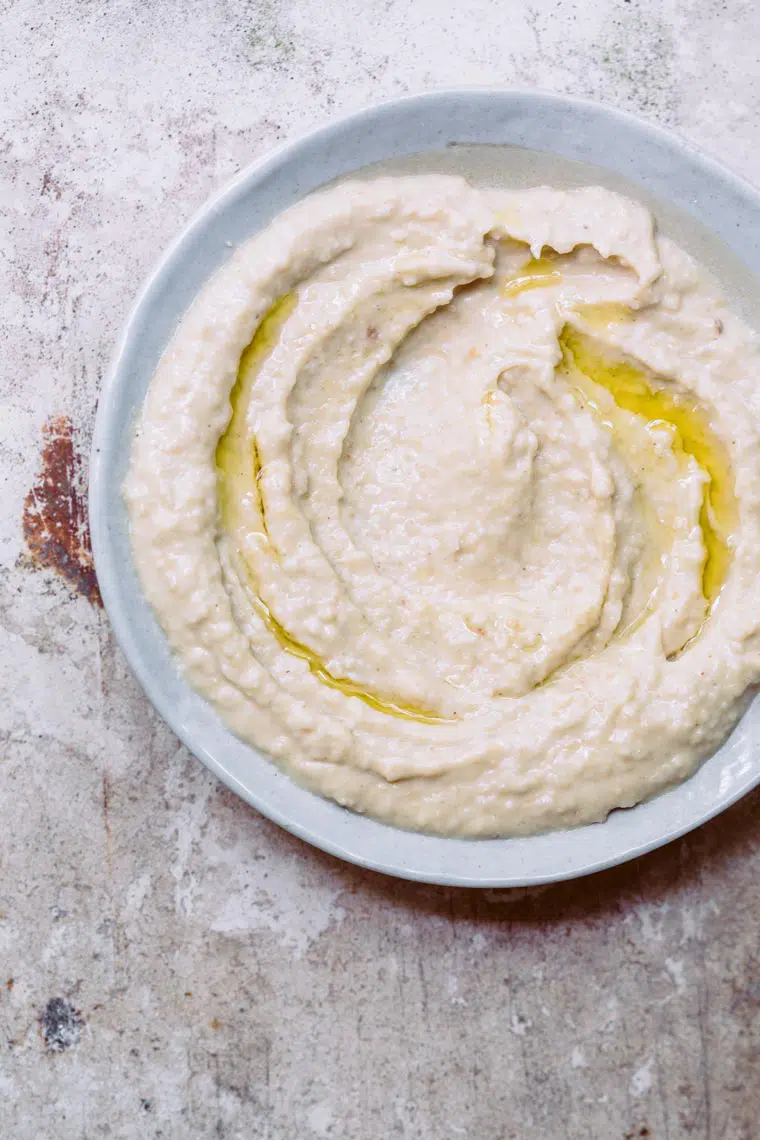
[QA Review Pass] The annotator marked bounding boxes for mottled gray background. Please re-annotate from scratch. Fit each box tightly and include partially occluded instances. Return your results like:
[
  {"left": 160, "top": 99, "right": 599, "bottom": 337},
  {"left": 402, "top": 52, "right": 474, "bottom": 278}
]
[{"left": 2, "top": 1, "right": 760, "bottom": 1137}]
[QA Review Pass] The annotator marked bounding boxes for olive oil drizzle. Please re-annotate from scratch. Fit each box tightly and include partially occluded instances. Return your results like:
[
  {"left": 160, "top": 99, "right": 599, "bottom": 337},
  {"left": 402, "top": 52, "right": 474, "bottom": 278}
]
[
  {"left": 502, "top": 255, "right": 562, "bottom": 298},
  {"left": 215, "top": 296, "right": 449, "bottom": 724},
  {"left": 215, "top": 293, "right": 296, "bottom": 543},
  {"left": 248, "top": 590, "right": 449, "bottom": 722},
  {"left": 559, "top": 325, "right": 737, "bottom": 602}
]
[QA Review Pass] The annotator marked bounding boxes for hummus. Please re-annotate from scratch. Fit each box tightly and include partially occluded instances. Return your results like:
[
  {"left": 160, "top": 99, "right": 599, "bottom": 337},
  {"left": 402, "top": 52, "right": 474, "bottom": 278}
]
[{"left": 125, "top": 175, "right": 760, "bottom": 837}]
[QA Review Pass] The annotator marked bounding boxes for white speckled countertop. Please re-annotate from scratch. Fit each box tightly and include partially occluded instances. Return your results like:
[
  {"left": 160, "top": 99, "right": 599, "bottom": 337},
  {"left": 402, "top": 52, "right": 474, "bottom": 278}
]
[{"left": 2, "top": 2, "right": 760, "bottom": 1136}]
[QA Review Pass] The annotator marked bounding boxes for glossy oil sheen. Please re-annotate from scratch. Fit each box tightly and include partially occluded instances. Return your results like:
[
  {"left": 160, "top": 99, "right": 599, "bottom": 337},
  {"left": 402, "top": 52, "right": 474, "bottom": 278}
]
[
  {"left": 560, "top": 325, "right": 737, "bottom": 602},
  {"left": 501, "top": 255, "right": 562, "bottom": 297}
]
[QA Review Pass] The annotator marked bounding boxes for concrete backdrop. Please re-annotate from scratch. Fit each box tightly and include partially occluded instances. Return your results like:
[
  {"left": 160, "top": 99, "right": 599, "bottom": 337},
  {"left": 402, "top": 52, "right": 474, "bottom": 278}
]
[{"left": 2, "top": 1, "right": 759, "bottom": 1136}]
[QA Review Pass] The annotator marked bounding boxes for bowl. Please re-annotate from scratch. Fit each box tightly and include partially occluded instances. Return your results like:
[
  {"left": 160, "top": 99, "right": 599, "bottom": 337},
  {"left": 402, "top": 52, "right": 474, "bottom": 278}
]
[{"left": 89, "top": 89, "right": 760, "bottom": 886}]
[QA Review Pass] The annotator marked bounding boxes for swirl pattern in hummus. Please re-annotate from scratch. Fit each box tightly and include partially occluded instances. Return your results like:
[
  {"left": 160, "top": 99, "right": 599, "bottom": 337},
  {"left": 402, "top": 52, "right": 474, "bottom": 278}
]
[{"left": 125, "top": 176, "right": 760, "bottom": 836}]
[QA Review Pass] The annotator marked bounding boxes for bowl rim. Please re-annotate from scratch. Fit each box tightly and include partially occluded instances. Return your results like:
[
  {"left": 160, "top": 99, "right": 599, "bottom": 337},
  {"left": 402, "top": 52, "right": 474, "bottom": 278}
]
[{"left": 89, "top": 87, "right": 760, "bottom": 887}]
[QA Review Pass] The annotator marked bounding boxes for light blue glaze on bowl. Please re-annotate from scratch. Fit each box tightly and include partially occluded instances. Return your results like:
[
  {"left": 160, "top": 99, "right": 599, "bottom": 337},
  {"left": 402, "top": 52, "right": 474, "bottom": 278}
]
[{"left": 89, "top": 90, "right": 760, "bottom": 886}]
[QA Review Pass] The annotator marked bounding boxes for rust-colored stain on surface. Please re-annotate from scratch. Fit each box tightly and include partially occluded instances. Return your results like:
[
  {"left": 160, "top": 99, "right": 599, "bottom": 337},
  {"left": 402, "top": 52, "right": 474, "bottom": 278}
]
[{"left": 23, "top": 415, "right": 102, "bottom": 606}]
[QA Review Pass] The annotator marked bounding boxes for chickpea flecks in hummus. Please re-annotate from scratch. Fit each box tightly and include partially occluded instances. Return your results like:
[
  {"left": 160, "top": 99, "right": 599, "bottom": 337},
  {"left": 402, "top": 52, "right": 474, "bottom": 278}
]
[{"left": 125, "top": 176, "right": 760, "bottom": 837}]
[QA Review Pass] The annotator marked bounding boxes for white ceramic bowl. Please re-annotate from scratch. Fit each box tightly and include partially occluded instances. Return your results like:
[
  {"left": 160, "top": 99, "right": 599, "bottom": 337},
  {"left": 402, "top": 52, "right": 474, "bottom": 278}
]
[{"left": 89, "top": 90, "right": 760, "bottom": 886}]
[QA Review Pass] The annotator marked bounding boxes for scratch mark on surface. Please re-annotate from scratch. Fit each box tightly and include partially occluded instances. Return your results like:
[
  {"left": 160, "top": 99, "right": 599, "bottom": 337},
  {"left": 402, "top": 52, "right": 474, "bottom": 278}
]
[
  {"left": 22, "top": 415, "right": 102, "bottom": 605},
  {"left": 698, "top": 966, "right": 712, "bottom": 1139},
  {"left": 214, "top": 1051, "right": 225, "bottom": 1139},
  {"left": 102, "top": 771, "right": 113, "bottom": 876}
]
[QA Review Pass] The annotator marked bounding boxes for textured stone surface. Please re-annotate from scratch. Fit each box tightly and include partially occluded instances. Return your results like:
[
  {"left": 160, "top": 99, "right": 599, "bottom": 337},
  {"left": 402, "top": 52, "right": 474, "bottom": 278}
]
[{"left": 2, "top": 1, "right": 760, "bottom": 1136}]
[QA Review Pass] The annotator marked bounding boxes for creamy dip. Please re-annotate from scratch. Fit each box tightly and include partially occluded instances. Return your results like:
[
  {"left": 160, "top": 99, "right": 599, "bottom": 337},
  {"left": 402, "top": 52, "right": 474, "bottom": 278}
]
[{"left": 125, "top": 176, "right": 760, "bottom": 837}]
